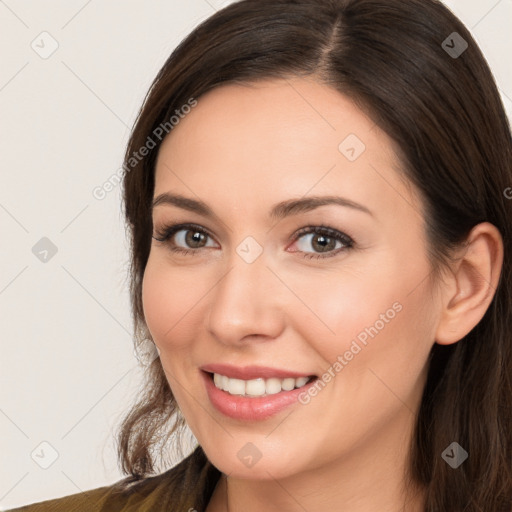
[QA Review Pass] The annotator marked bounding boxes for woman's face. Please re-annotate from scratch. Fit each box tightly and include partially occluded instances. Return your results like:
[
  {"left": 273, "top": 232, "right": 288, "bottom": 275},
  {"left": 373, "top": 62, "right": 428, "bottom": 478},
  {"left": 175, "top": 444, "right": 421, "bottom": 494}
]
[{"left": 142, "top": 77, "right": 442, "bottom": 480}]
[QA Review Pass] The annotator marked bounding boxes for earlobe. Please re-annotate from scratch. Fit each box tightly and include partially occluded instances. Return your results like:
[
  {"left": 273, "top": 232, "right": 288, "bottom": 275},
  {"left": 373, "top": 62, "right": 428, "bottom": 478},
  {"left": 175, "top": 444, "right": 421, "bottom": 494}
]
[{"left": 435, "top": 222, "right": 503, "bottom": 346}]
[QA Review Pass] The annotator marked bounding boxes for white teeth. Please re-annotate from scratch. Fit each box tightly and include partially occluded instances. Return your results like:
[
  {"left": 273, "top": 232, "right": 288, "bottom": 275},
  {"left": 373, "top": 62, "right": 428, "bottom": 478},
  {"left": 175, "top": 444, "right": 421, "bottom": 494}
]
[
  {"left": 295, "top": 377, "right": 309, "bottom": 387},
  {"left": 246, "top": 378, "right": 266, "bottom": 396},
  {"left": 212, "top": 373, "right": 313, "bottom": 397},
  {"left": 227, "top": 378, "right": 245, "bottom": 396},
  {"left": 281, "top": 378, "right": 296, "bottom": 391},
  {"left": 265, "top": 378, "right": 282, "bottom": 395}
]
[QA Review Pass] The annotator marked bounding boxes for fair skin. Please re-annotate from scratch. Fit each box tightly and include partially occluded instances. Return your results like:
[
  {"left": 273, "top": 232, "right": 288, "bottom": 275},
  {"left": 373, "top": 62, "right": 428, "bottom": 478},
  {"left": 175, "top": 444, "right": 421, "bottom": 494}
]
[{"left": 142, "top": 77, "right": 503, "bottom": 512}]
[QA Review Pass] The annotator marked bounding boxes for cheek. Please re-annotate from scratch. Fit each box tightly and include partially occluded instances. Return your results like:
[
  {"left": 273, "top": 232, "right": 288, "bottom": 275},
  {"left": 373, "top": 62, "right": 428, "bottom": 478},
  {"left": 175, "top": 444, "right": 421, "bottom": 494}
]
[
  {"left": 141, "top": 257, "right": 206, "bottom": 349},
  {"left": 323, "top": 275, "right": 436, "bottom": 417},
  {"left": 280, "top": 264, "right": 404, "bottom": 364},
  {"left": 294, "top": 255, "right": 435, "bottom": 378}
]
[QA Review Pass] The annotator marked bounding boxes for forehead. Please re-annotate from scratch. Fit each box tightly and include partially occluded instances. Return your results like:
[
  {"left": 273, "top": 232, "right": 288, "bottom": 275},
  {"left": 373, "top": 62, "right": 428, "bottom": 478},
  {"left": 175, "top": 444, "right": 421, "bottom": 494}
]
[{"left": 153, "top": 77, "right": 420, "bottom": 222}]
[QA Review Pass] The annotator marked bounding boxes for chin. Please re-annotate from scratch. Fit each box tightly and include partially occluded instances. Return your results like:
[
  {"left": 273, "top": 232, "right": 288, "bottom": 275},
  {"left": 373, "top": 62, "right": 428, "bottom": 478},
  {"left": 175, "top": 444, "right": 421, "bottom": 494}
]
[{"left": 202, "top": 442, "right": 306, "bottom": 480}]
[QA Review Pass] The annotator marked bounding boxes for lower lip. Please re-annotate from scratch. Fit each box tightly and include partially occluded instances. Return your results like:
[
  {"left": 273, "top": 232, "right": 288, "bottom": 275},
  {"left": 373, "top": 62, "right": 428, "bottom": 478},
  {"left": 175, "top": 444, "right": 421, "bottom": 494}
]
[{"left": 201, "top": 371, "right": 317, "bottom": 421}]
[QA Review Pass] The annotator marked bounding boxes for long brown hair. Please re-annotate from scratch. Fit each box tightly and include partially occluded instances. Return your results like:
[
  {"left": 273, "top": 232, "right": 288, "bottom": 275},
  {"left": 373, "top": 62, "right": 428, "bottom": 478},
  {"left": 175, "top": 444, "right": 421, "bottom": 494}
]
[{"left": 115, "top": 0, "right": 512, "bottom": 510}]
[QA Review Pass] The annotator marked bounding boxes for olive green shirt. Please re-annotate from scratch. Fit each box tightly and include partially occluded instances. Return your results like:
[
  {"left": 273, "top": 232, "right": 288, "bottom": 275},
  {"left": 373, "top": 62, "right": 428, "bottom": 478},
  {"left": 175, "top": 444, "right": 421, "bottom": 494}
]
[{"left": 7, "top": 447, "right": 221, "bottom": 512}]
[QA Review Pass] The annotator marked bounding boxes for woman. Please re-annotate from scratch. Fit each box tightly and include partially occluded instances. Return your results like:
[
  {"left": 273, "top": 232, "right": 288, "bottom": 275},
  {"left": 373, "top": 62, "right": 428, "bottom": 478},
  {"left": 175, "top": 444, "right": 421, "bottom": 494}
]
[{"left": 10, "top": 0, "right": 511, "bottom": 510}]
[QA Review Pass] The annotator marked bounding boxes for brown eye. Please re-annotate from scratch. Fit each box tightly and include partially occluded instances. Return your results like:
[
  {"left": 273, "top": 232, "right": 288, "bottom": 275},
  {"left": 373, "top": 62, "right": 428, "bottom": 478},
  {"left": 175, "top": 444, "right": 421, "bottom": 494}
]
[
  {"left": 152, "top": 222, "right": 354, "bottom": 260},
  {"left": 152, "top": 223, "right": 217, "bottom": 254},
  {"left": 183, "top": 229, "right": 208, "bottom": 248},
  {"left": 291, "top": 226, "right": 354, "bottom": 260}
]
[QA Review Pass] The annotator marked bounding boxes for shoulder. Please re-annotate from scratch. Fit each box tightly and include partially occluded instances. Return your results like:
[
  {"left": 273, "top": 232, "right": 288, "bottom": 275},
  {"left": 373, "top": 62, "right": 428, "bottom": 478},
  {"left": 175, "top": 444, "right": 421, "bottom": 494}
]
[
  {"left": 7, "top": 446, "right": 221, "bottom": 512},
  {"left": 5, "top": 474, "right": 172, "bottom": 512},
  {"left": 6, "top": 482, "right": 113, "bottom": 512}
]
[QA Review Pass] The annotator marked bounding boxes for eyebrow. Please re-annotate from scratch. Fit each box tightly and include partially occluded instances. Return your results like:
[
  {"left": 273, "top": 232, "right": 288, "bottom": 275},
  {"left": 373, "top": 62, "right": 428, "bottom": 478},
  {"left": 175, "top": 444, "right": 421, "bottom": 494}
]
[{"left": 151, "top": 193, "right": 373, "bottom": 220}]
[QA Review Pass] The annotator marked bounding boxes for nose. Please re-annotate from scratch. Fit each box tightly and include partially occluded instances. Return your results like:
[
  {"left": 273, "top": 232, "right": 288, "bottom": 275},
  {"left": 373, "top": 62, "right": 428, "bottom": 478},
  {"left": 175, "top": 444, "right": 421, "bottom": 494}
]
[{"left": 205, "top": 253, "right": 286, "bottom": 346}]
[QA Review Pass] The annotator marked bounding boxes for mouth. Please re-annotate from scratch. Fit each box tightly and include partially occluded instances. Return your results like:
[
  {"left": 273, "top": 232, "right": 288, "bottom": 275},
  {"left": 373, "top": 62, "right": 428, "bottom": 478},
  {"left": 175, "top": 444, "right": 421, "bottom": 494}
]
[
  {"left": 200, "top": 365, "right": 319, "bottom": 421},
  {"left": 206, "top": 371, "right": 317, "bottom": 398}
]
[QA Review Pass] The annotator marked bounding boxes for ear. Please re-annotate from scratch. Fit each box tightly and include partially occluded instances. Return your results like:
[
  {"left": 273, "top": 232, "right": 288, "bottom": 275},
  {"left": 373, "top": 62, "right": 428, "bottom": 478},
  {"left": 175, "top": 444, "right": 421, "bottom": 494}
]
[{"left": 435, "top": 222, "right": 504, "bottom": 345}]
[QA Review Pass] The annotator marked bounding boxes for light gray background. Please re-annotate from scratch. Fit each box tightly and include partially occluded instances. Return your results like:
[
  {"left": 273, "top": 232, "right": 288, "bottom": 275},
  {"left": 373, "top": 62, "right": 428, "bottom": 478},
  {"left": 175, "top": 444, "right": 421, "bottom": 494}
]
[{"left": 1, "top": 0, "right": 511, "bottom": 509}]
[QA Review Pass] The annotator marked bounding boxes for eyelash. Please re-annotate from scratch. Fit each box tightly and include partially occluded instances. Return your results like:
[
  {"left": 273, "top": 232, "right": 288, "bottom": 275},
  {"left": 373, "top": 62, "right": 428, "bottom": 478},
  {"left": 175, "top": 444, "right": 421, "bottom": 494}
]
[{"left": 152, "top": 222, "right": 354, "bottom": 260}]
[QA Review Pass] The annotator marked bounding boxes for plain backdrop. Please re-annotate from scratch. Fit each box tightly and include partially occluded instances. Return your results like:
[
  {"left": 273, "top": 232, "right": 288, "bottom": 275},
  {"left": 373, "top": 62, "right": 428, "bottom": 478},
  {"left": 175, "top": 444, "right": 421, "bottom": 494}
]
[{"left": 1, "top": 0, "right": 511, "bottom": 509}]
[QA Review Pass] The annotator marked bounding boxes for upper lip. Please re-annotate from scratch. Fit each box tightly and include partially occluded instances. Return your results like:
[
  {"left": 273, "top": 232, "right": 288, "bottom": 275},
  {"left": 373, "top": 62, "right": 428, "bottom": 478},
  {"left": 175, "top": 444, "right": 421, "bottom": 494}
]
[{"left": 201, "top": 363, "right": 315, "bottom": 380}]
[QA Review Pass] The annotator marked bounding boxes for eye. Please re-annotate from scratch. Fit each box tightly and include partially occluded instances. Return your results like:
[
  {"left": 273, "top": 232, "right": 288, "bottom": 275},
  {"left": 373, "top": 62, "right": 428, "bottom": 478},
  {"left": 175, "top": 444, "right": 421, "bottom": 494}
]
[
  {"left": 152, "top": 222, "right": 354, "bottom": 260},
  {"left": 289, "top": 225, "right": 354, "bottom": 260},
  {"left": 152, "top": 223, "right": 217, "bottom": 255}
]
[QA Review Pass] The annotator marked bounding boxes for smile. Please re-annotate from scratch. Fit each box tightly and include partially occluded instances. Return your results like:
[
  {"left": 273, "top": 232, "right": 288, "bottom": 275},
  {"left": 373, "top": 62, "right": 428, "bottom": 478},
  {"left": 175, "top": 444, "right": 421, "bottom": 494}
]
[
  {"left": 200, "top": 365, "right": 319, "bottom": 421},
  {"left": 212, "top": 373, "right": 313, "bottom": 397}
]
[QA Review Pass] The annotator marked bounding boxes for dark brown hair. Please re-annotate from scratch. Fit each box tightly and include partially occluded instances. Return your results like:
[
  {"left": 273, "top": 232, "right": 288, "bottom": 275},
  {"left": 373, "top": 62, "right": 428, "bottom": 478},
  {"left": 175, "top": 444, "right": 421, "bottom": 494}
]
[{"left": 115, "top": 0, "right": 512, "bottom": 510}]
